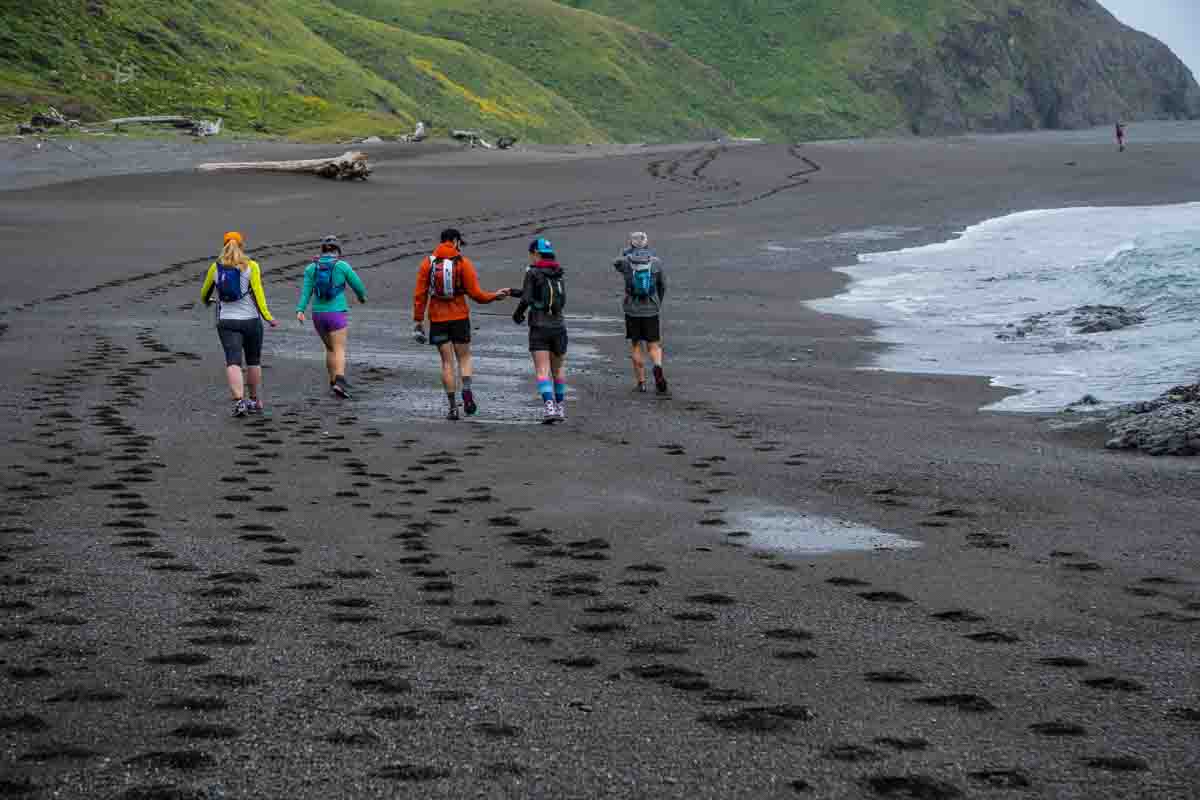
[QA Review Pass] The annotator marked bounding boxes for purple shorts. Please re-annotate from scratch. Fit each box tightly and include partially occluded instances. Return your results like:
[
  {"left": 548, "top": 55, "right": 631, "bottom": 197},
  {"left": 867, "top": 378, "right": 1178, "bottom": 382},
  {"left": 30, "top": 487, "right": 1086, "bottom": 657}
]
[{"left": 312, "top": 311, "right": 348, "bottom": 336}]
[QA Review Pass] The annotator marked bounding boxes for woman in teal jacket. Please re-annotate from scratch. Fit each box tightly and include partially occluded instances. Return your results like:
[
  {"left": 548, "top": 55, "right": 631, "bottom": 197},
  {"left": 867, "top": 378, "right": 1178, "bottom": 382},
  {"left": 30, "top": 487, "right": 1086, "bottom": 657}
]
[{"left": 296, "top": 235, "right": 368, "bottom": 398}]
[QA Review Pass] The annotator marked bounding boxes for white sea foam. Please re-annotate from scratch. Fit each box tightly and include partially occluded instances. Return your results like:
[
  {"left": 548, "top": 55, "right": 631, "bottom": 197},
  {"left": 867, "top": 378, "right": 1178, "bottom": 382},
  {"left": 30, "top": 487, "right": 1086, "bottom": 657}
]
[{"left": 811, "top": 203, "right": 1200, "bottom": 411}]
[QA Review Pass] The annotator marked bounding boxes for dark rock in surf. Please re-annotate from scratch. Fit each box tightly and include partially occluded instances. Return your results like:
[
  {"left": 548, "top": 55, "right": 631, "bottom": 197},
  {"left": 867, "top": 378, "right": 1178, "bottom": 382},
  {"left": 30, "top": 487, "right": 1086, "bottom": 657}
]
[
  {"left": 1106, "top": 383, "right": 1200, "bottom": 456},
  {"left": 1068, "top": 305, "right": 1146, "bottom": 334},
  {"left": 997, "top": 305, "right": 1145, "bottom": 341}
]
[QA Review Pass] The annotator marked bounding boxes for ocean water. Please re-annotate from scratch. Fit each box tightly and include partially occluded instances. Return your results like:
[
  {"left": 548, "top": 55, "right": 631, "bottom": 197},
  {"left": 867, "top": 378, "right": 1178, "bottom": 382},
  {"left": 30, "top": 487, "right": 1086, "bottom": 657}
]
[{"left": 810, "top": 203, "right": 1200, "bottom": 411}]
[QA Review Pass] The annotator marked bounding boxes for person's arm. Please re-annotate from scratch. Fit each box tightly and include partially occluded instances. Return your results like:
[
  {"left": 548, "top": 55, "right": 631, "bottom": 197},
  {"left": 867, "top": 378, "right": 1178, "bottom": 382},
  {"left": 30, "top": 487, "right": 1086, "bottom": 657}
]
[
  {"left": 200, "top": 263, "right": 217, "bottom": 305},
  {"left": 461, "top": 258, "right": 502, "bottom": 304},
  {"left": 613, "top": 255, "right": 627, "bottom": 273},
  {"left": 513, "top": 270, "right": 534, "bottom": 322},
  {"left": 341, "top": 261, "right": 367, "bottom": 303},
  {"left": 295, "top": 264, "right": 315, "bottom": 314},
  {"left": 248, "top": 262, "right": 275, "bottom": 323},
  {"left": 413, "top": 259, "right": 431, "bottom": 323},
  {"left": 656, "top": 261, "right": 666, "bottom": 303}
]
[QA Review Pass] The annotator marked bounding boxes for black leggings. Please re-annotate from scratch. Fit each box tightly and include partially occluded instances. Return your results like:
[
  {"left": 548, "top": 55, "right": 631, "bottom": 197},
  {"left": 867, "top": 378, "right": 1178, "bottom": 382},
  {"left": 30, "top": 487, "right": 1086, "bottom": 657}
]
[{"left": 217, "top": 318, "right": 264, "bottom": 367}]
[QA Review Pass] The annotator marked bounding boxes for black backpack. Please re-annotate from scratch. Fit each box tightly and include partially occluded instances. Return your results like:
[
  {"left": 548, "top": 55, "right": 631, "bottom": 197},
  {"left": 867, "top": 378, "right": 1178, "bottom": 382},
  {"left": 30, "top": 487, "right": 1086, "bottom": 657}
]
[{"left": 531, "top": 270, "right": 565, "bottom": 316}]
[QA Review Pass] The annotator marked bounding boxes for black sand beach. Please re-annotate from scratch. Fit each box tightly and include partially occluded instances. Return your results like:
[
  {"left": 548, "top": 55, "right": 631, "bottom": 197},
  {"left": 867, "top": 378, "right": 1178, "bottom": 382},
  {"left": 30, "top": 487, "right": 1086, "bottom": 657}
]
[{"left": 1, "top": 129, "right": 1198, "bottom": 799}]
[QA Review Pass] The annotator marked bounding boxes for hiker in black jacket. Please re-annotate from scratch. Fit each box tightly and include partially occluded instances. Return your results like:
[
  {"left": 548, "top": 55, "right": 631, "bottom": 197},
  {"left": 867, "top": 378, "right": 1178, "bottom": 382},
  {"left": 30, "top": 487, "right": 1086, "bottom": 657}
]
[{"left": 513, "top": 237, "right": 568, "bottom": 424}]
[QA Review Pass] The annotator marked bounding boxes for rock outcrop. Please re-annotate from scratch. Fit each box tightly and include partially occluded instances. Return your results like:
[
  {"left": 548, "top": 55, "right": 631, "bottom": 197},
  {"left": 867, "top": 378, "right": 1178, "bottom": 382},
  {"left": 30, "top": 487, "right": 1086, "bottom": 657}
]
[
  {"left": 861, "top": 0, "right": 1200, "bottom": 135},
  {"left": 1106, "top": 384, "right": 1200, "bottom": 456},
  {"left": 997, "top": 305, "right": 1145, "bottom": 340}
]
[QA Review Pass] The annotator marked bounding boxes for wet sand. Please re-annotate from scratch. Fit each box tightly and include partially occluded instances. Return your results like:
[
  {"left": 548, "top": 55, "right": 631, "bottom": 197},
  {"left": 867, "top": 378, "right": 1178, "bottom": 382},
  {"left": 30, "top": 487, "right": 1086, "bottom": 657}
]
[{"left": 1, "top": 131, "right": 1199, "bottom": 799}]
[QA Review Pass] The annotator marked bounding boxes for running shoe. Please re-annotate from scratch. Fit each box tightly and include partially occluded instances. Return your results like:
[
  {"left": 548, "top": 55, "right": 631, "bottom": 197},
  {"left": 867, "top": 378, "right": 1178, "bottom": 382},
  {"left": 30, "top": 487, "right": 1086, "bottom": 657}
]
[
  {"left": 231, "top": 399, "right": 247, "bottom": 418},
  {"left": 554, "top": 401, "right": 566, "bottom": 421},
  {"left": 636, "top": 382, "right": 647, "bottom": 393},
  {"left": 542, "top": 399, "right": 558, "bottom": 424},
  {"left": 332, "top": 378, "right": 352, "bottom": 399},
  {"left": 462, "top": 390, "right": 477, "bottom": 416},
  {"left": 446, "top": 406, "right": 461, "bottom": 421},
  {"left": 245, "top": 399, "right": 263, "bottom": 415}
]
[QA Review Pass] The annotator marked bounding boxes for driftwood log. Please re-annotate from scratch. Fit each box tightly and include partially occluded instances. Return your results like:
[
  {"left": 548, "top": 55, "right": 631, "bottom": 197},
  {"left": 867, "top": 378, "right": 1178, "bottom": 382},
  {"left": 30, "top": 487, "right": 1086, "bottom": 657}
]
[{"left": 195, "top": 151, "right": 371, "bottom": 180}]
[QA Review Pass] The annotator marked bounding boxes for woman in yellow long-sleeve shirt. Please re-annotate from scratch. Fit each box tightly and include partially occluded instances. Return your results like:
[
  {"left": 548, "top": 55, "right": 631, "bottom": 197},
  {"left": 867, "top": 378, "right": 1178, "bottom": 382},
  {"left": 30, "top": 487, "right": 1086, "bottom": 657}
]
[{"left": 200, "top": 231, "right": 277, "bottom": 416}]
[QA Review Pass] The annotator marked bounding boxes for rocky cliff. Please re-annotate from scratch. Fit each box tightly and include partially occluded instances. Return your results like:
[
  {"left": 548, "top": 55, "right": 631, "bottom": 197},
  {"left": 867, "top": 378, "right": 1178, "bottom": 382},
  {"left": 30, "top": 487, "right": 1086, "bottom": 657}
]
[
  {"left": 565, "top": 0, "right": 1200, "bottom": 139},
  {"left": 862, "top": 0, "right": 1200, "bottom": 134}
]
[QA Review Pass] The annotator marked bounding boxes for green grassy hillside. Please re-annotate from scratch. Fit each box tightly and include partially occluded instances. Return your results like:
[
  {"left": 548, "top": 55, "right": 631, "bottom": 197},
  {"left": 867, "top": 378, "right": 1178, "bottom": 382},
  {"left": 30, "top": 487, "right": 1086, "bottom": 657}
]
[
  {"left": 562, "top": 0, "right": 1200, "bottom": 137},
  {"left": 0, "top": 0, "right": 771, "bottom": 141},
  {"left": 561, "top": 0, "right": 950, "bottom": 136},
  {"left": 2, "top": 0, "right": 1195, "bottom": 141}
]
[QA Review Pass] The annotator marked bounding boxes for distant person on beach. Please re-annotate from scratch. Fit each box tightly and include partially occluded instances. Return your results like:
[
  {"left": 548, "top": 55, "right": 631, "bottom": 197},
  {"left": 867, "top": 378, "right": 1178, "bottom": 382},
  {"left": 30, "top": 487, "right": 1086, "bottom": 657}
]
[
  {"left": 1116, "top": 121, "right": 1126, "bottom": 152},
  {"left": 200, "top": 231, "right": 277, "bottom": 417},
  {"left": 613, "top": 231, "right": 669, "bottom": 394},
  {"left": 513, "top": 238, "right": 568, "bottom": 423},
  {"left": 295, "top": 235, "right": 367, "bottom": 399},
  {"left": 412, "top": 228, "right": 510, "bottom": 420}
]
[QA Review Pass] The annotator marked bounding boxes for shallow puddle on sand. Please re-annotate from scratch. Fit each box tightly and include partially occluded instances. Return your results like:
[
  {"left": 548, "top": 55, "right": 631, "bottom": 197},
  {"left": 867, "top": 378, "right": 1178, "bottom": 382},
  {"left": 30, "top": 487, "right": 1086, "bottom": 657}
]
[{"left": 726, "top": 508, "right": 921, "bottom": 554}]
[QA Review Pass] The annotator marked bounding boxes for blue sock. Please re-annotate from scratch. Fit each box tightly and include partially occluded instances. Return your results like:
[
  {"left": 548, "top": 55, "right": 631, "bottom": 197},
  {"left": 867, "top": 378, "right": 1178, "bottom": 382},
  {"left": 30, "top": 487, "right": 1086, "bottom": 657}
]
[
  {"left": 554, "top": 382, "right": 566, "bottom": 403},
  {"left": 538, "top": 379, "right": 553, "bottom": 402}
]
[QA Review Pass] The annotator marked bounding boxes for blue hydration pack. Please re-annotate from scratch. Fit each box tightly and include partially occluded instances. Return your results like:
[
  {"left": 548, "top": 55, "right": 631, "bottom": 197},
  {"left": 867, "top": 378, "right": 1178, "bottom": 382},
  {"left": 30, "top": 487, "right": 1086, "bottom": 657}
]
[
  {"left": 313, "top": 257, "right": 345, "bottom": 301},
  {"left": 216, "top": 263, "right": 245, "bottom": 302},
  {"left": 628, "top": 249, "right": 655, "bottom": 298}
]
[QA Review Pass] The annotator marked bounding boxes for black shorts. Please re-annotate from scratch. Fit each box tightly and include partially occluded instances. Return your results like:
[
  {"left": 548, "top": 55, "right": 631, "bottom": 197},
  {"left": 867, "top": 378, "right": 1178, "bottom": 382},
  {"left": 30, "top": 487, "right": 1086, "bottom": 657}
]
[
  {"left": 529, "top": 327, "right": 568, "bottom": 356},
  {"left": 429, "top": 318, "right": 471, "bottom": 347},
  {"left": 625, "top": 315, "right": 661, "bottom": 343},
  {"left": 217, "top": 318, "right": 264, "bottom": 367}
]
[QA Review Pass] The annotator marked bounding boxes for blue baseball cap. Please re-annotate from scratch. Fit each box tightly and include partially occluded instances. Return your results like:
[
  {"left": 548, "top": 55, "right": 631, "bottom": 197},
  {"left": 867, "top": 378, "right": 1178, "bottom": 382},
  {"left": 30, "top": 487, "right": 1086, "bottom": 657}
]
[{"left": 529, "top": 237, "right": 554, "bottom": 255}]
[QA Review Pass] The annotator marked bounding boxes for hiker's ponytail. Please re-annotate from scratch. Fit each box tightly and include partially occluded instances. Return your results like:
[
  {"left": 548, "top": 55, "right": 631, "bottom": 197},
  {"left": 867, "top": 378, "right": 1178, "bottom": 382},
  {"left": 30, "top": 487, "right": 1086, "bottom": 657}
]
[{"left": 219, "top": 238, "right": 250, "bottom": 271}]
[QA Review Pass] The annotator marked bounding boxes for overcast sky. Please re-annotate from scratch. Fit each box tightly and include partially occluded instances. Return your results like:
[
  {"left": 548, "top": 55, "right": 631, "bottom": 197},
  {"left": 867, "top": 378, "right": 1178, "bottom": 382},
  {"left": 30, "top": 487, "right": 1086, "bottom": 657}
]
[{"left": 1098, "top": 0, "right": 1199, "bottom": 79}]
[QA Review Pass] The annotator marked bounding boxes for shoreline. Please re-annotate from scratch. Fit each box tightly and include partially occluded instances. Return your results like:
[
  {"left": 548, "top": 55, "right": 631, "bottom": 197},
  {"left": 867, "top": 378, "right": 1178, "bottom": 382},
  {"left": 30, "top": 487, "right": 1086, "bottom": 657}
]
[
  {"left": 2, "top": 129, "right": 1199, "bottom": 798},
  {"left": 811, "top": 199, "right": 1200, "bottom": 415}
]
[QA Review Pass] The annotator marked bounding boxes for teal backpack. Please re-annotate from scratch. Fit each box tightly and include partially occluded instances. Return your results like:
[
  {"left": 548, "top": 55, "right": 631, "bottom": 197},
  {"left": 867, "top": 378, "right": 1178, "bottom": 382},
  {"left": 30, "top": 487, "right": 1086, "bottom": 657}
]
[
  {"left": 627, "top": 248, "right": 656, "bottom": 298},
  {"left": 313, "top": 257, "right": 345, "bottom": 301}
]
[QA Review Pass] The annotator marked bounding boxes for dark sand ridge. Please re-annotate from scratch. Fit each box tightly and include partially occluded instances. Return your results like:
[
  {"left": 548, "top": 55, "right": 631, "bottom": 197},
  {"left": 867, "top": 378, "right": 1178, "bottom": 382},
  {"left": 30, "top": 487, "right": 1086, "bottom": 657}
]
[{"left": 0, "top": 131, "right": 1198, "bottom": 799}]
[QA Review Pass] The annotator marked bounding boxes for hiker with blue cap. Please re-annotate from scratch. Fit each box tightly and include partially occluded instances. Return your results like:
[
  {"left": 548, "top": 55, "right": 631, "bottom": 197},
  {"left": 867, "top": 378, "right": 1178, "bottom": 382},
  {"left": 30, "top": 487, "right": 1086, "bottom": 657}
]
[{"left": 513, "top": 237, "right": 568, "bottom": 423}]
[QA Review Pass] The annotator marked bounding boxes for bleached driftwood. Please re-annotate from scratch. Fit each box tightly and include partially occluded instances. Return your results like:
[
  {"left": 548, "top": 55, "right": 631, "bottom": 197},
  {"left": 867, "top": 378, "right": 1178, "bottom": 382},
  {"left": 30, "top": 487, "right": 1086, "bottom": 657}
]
[
  {"left": 451, "top": 129, "right": 495, "bottom": 149},
  {"left": 196, "top": 150, "right": 371, "bottom": 180}
]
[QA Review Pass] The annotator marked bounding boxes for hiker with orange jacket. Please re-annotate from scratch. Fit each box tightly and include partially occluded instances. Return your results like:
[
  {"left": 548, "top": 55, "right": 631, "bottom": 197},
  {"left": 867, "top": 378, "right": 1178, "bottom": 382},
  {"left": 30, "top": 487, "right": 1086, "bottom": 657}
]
[{"left": 413, "top": 228, "right": 511, "bottom": 420}]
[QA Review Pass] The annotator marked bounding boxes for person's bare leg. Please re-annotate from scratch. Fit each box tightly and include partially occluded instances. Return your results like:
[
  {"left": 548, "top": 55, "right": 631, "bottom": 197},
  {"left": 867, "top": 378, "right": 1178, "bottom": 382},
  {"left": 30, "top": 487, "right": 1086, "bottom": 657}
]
[
  {"left": 629, "top": 341, "right": 646, "bottom": 386},
  {"left": 454, "top": 343, "right": 476, "bottom": 413},
  {"left": 245, "top": 366, "right": 262, "bottom": 402},
  {"left": 533, "top": 351, "right": 552, "bottom": 383},
  {"left": 329, "top": 328, "right": 348, "bottom": 382},
  {"left": 317, "top": 330, "right": 335, "bottom": 383},
  {"left": 225, "top": 365, "right": 244, "bottom": 400},
  {"left": 647, "top": 341, "right": 664, "bottom": 368},
  {"left": 438, "top": 343, "right": 458, "bottom": 415},
  {"left": 438, "top": 344, "right": 457, "bottom": 394},
  {"left": 454, "top": 343, "right": 473, "bottom": 382},
  {"left": 648, "top": 340, "right": 668, "bottom": 393}
]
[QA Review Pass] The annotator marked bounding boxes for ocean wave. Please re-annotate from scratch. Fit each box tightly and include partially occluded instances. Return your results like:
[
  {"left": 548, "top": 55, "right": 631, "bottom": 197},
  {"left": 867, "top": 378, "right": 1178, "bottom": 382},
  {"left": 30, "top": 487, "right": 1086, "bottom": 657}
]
[{"left": 811, "top": 202, "right": 1200, "bottom": 411}]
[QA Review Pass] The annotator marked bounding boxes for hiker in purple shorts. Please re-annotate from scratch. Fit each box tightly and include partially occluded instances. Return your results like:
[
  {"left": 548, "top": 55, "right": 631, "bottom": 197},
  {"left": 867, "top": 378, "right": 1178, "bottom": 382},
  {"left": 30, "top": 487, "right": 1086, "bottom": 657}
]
[{"left": 296, "top": 235, "right": 368, "bottom": 399}]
